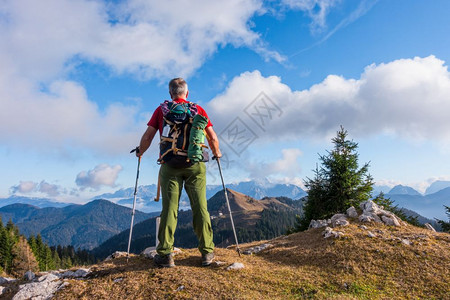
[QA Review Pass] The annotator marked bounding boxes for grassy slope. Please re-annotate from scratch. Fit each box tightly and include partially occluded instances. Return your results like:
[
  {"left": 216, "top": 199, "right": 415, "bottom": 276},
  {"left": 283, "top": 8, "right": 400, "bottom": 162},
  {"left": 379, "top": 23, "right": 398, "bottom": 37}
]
[{"left": 56, "top": 222, "right": 449, "bottom": 299}]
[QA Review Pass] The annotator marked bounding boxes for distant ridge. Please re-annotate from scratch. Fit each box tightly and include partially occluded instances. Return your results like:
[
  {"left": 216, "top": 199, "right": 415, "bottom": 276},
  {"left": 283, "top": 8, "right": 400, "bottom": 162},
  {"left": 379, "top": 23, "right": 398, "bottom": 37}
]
[
  {"left": 0, "top": 195, "right": 72, "bottom": 208},
  {"left": 0, "top": 199, "right": 154, "bottom": 250},
  {"left": 93, "top": 180, "right": 306, "bottom": 213},
  {"left": 92, "top": 188, "right": 303, "bottom": 259},
  {"left": 388, "top": 185, "right": 421, "bottom": 196},
  {"left": 425, "top": 180, "right": 450, "bottom": 195}
]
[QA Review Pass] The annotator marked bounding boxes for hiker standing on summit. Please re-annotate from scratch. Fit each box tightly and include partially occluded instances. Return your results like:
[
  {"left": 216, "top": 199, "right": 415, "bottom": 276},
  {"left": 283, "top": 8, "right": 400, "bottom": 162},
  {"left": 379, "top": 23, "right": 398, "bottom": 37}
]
[{"left": 136, "top": 78, "right": 222, "bottom": 268}]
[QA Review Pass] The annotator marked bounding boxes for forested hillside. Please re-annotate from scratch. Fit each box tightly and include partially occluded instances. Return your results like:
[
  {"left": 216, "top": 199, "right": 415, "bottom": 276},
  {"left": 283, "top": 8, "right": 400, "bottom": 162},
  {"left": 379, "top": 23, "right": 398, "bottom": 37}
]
[{"left": 0, "top": 217, "right": 94, "bottom": 278}]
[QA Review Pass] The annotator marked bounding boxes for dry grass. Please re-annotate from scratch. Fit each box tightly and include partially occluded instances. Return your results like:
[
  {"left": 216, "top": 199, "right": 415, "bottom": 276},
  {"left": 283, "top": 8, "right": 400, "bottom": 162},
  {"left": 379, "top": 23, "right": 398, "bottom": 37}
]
[{"left": 56, "top": 223, "right": 450, "bottom": 299}]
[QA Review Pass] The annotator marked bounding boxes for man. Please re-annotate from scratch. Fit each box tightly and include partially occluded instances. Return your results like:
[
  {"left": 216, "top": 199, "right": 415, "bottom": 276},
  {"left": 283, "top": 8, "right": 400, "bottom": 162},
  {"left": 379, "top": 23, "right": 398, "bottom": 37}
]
[{"left": 136, "top": 78, "right": 222, "bottom": 267}]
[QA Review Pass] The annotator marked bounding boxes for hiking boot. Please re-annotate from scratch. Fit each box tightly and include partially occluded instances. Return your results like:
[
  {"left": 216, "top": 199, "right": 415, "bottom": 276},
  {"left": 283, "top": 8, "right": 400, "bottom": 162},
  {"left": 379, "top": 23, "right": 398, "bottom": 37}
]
[
  {"left": 202, "top": 252, "right": 214, "bottom": 267},
  {"left": 154, "top": 253, "right": 175, "bottom": 268}
]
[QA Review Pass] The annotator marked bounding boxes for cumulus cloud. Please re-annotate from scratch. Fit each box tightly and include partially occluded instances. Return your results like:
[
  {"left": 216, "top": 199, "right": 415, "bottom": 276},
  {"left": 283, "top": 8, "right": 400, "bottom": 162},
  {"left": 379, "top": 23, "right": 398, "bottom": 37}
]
[
  {"left": 10, "top": 180, "right": 64, "bottom": 197},
  {"left": 76, "top": 164, "right": 123, "bottom": 190},
  {"left": 38, "top": 180, "right": 63, "bottom": 197},
  {"left": 208, "top": 56, "right": 450, "bottom": 144},
  {"left": 0, "top": 0, "right": 281, "bottom": 81},
  {"left": 10, "top": 181, "right": 38, "bottom": 194},
  {"left": 0, "top": 0, "right": 286, "bottom": 154},
  {"left": 247, "top": 148, "right": 303, "bottom": 180}
]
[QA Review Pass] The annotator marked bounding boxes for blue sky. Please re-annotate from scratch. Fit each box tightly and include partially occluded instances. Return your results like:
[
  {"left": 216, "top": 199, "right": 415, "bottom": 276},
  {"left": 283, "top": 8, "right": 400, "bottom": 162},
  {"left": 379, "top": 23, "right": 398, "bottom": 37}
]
[{"left": 2, "top": 0, "right": 450, "bottom": 203}]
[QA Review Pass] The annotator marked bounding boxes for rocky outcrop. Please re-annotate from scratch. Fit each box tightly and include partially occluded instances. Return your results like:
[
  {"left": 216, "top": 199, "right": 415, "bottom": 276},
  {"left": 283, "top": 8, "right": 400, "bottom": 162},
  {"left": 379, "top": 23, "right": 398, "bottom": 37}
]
[
  {"left": 309, "top": 200, "right": 406, "bottom": 237},
  {"left": 243, "top": 243, "right": 272, "bottom": 255},
  {"left": 1, "top": 268, "right": 91, "bottom": 300},
  {"left": 323, "top": 227, "right": 345, "bottom": 238}
]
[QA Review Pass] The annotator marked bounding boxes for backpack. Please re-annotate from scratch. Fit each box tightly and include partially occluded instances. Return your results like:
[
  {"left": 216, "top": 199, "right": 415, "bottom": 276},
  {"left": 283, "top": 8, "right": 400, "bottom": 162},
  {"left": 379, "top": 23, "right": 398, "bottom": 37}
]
[{"left": 158, "top": 100, "right": 208, "bottom": 167}]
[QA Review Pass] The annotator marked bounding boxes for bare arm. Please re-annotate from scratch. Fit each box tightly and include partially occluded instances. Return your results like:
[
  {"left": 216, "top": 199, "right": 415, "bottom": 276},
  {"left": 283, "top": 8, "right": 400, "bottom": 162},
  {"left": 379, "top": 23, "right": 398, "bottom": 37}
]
[
  {"left": 205, "top": 126, "right": 222, "bottom": 158},
  {"left": 136, "top": 126, "right": 157, "bottom": 157}
]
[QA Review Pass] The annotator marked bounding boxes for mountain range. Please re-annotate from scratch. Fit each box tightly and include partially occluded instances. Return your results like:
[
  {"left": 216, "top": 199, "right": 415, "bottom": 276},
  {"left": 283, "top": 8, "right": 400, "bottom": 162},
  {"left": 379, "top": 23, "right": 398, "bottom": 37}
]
[
  {"left": 386, "top": 186, "right": 450, "bottom": 220},
  {"left": 0, "top": 195, "right": 73, "bottom": 208},
  {"left": 0, "top": 200, "right": 156, "bottom": 250},
  {"left": 93, "top": 180, "right": 307, "bottom": 213},
  {"left": 91, "top": 189, "right": 304, "bottom": 259}
]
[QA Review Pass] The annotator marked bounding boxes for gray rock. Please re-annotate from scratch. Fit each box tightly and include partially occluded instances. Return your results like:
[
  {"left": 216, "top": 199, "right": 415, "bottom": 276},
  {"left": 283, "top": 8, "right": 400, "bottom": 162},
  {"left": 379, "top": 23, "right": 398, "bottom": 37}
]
[
  {"left": 367, "top": 231, "right": 376, "bottom": 238},
  {"left": 226, "top": 262, "right": 245, "bottom": 271},
  {"left": 142, "top": 247, "right": 157, "bottom": 259},
  {"left": 359, "top": 212, "right": 381, "bottom": 223},
  {"left": 424, "top": 223, "right": 436, "bottom": 232},
  {"left": 243, "top": 243, "right": 272, "bottom": 255},
  {"left": 61, "top": 268, "right": 90, "bottom": 279},
  {"left": 381, "top": 215, "right": 400, "bottom": 227},
  {"left": 105, "top": 251, "right": 128, "bottom": 261},
  {"left": 176, "top": 285, "right": 185, "bottom": 291},
  {"left": 331, "top": 214, "right": 348, "bottom": 227},
  {"left": 401, "top": 239, "right": 411, "bottom": 245},
  {"left": 323, "top": 227, "right": 344, "bottom": 239},
  {"left": 359, "top": 225, "right": 368, "bottom": 230},
  {"left": 0, "top": 286, "right": 6, "bottom": 296},
  {"left": 13, "top": 273, "right": 62, "bottom": 300},
  {"left": 346, "top": 206, "right": 358, "bottom": 218},
  {"left": 309, "top": 219, "right": 329, "bottom": 229},
  {"left": 360, "top": 200, "right": 381, "bottom": 214},
  {"left": 24, "top": 270, "right": 35, "bottom": 281},
  {"left": 0, "top": 277, "right": 16, "bottom": 284},
  {"left": 334, "top": 218, "right": 350, "bottom": 227},
  {"left": 37, "top": 273, "right": 60, "bottom": 282}
]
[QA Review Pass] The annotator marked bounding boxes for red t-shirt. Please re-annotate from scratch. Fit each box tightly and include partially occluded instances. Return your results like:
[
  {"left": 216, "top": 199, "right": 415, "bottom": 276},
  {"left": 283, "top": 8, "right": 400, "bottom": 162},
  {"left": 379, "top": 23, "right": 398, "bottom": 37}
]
[{"left": 147, "top": 98, "right": 212, "bottom": 134}]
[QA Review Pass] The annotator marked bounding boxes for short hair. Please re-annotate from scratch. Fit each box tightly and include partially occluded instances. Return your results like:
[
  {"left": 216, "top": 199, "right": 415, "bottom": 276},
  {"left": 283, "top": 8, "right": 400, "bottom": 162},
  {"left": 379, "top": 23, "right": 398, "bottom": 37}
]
[{"left": 169, "top": 78, "right": 188, "bottom": 98}]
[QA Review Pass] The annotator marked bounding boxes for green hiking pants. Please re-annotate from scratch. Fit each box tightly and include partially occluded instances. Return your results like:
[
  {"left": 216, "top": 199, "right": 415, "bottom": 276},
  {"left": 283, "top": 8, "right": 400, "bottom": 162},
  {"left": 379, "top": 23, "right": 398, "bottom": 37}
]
[{"left": 156, "top": 162, "right": 214, "bottom": 256}]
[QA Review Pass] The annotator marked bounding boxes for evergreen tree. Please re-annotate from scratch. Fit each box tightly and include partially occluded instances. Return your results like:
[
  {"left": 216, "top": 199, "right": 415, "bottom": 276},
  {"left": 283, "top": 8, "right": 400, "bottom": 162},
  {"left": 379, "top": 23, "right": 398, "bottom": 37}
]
[
  {"left": 11, "top": 235, "right": 39, "bottom": 277},
  {"left": 437, "top": 205, "right": 450, "bottom": 233},
  {"left": 0, "top": 223, "right": 16, "bottom": 273},
  {"left": 298, "top": 127, "right": 373, "bottom": 230}
]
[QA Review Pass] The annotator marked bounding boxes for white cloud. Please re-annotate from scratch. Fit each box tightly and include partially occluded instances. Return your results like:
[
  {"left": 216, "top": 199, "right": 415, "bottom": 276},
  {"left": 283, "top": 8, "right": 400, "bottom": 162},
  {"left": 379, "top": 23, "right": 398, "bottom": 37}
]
[
  {"left": 0, "top": 0, "right": 281, "bottom": 81},
  {"left": 10, "top": 181, "right": 38, "bottom": 194},
  {"left": 281, "top": 0, "right": 340, "bottom": 34},
  {"left": 0, "top": 79, "right": 143, "bottom": 154},
  {"left": 9, "top": 180, "right": 64, "bottom": 197},
  {"left": 208, "top": 56, "right": 450, "bottom": 144},
  {"left": 0, "top": 0, "right": 285, "bottom": 154},
  {"left": 247, "top": 148, "right": 303, "bottom": 180},
  {"left": 38, "top": 180, "right": 62, "bottom": 197},
  {"left": 76, "top": 164, "right": 123, "bottom": 190}
]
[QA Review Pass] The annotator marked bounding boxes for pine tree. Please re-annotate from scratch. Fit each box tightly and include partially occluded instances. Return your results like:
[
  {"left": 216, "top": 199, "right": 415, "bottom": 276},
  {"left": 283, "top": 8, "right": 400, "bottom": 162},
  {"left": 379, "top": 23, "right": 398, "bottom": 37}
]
[
  {"left": 11, "top": 236, "right": 39, "bottom": 277},
  {"left": 298, "top": 127, "right": 373, "bottom": 231},
  {"left": 437, "top": 205, "right": 450, "bottom": 232}
]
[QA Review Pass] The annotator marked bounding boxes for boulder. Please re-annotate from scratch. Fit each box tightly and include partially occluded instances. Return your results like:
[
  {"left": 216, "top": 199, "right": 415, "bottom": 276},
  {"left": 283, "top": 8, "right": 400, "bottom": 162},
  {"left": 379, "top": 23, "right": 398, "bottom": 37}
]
[
  {"left": 367, "top": 231, "right": 376, "bottom": 238},
  {"left": 243, "top": 243, "right": 272, "bottom": 255},
  {"left": 381, "top": 215, "right": 401, "bottom": 227},
  {"left": 61, "top": 268, "right": 90, "bottom": 279},
  {"left": 0, "top": 277, "right": 16, "bottom": 284},
  {"left": 226, "top": 263, "right": 245, "bottom": 271},
  {"left": 23, "top": 271, "right": 35, "bottom": 281},
  {"left": 0, "top": 286, "right": 6, "bottom": 296},
  {"left": 360, "top": 200, "right": 381, "bottom": 214},
  {"left": 359, "top": 212, "right": 381, "bottom": 223},
  {"left": 309, "top": 219, "right": 329, "bottom": 229},
  {"left": 331, "top": 214, "right": 348, "bottom": 227},
  {"left": 346, "top": 206, "right": 358, "bottom": 218},
  {"left": 13, "top": 273, "right": 63, "bottom": 300},
  {"left": 105, "top": 251, "right": 128, "bottom": 261}
]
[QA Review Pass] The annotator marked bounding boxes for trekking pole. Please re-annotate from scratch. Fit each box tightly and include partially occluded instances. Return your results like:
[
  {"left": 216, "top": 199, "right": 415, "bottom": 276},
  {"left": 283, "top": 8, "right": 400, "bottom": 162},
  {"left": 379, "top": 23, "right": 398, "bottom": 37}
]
[
  {"left": 213, "top": 157, "right": 241, "bottom": 256},
  {"left": 127, "top": 147, "right": 141, "bottom": 262}
]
